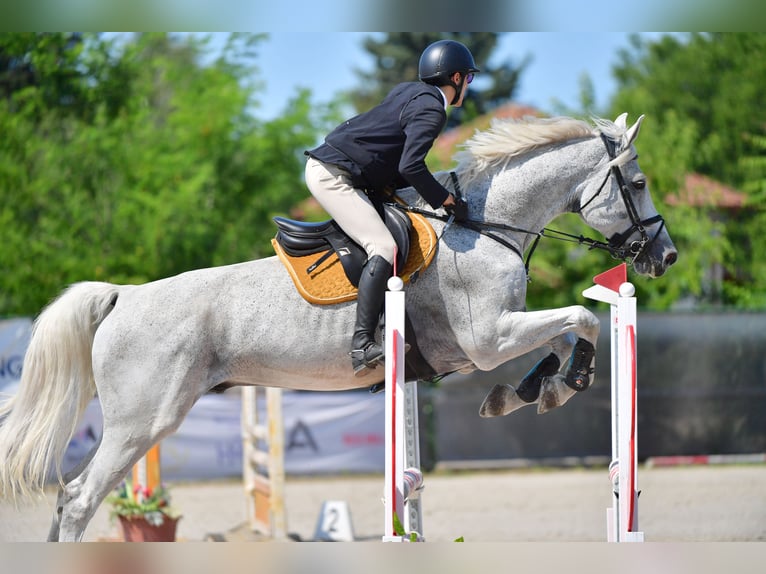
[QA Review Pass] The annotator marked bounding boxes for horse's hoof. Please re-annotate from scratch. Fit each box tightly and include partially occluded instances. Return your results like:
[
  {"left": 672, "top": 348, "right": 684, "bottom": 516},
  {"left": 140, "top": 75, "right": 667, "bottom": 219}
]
[
  {"left": 537, "top": 374, "right": 577, "bottom": 414},
  {"left": 479, "top": 384, "right": 527, "bottom": 417}
]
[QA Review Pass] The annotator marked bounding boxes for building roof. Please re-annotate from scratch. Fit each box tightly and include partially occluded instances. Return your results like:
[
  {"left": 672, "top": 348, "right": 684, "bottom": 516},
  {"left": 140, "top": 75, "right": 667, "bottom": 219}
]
[
  {"left": 433, "top": 104, "right": 747, "bottom": 211},
  {"left": 667, "top": 173, "right": 747, "bottom": 209}
]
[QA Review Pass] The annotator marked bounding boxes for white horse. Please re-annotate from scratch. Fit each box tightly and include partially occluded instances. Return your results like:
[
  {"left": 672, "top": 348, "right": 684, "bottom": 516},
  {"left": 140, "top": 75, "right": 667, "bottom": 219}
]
[{"left": 0, "top": 113, "right": 676, "bottom": 541}]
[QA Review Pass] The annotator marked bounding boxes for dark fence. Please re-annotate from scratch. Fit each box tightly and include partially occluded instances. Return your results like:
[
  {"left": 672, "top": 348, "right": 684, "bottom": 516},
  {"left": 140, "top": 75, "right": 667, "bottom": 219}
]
[{"left": 422, "top": 312, "right": 766, "bottom": 467}]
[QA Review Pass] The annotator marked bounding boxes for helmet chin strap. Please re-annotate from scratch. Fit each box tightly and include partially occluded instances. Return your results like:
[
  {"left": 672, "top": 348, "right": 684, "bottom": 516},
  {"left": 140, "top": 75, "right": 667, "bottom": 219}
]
[{"left": 448, "top": 75, "right": 465, "bottom": 105}]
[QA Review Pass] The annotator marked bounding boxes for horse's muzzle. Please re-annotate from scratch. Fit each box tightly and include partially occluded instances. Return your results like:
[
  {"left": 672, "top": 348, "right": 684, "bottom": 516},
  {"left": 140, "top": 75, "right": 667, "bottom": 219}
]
[{"left": 634, "top": 241, "right": 678, "bottom": 278}]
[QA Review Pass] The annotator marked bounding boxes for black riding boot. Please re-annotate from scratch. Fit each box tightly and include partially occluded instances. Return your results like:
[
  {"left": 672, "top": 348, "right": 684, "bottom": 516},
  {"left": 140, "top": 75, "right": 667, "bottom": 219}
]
[{"left": 350, "top": 255, "right": 393, "bottom": 377}]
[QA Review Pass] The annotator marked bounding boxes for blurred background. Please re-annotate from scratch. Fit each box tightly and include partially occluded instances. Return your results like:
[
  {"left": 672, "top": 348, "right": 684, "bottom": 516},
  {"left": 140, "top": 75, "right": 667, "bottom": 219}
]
[{"left": 1, "top": 32, "right": 764, "bottom": 474}]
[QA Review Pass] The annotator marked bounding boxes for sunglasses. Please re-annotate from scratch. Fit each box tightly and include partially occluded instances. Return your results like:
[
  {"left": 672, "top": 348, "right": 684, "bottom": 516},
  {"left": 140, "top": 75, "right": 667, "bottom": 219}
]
[{"left": 466, "top": 73, "right": 474, "bottom": 84}]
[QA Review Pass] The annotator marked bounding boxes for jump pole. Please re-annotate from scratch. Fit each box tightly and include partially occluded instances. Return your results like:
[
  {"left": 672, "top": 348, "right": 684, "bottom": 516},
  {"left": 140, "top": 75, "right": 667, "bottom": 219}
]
[
  {"left": 583, "top": 262, "right": 644, "bottom": 542},
  {"left": 382, "top": 275, "right": 424, "bottom": 542}
]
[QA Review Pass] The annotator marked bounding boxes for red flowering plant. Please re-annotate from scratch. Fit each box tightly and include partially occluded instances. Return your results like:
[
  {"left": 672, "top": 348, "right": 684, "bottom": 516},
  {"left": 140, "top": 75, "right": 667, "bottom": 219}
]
[{"left": 105, "top": 476, "right": 179, "bottom": 526}]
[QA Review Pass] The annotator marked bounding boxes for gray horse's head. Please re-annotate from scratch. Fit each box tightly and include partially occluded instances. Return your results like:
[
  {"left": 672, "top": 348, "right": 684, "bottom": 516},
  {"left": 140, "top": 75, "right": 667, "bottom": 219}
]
[{"left": 576, "top": 114, "right": 677, "bottom": 278}]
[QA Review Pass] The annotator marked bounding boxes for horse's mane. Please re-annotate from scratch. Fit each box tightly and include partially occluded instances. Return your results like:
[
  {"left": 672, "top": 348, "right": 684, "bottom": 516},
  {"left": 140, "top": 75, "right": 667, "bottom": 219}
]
[{"left": 452, "top": 116, "right": 625, "bottom": 187}]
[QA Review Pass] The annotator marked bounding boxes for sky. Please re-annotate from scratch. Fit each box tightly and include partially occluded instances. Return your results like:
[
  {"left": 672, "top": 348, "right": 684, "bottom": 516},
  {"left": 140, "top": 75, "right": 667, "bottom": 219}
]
[{"left": 245, "top": 32, "right": 669, "bottom": 121}]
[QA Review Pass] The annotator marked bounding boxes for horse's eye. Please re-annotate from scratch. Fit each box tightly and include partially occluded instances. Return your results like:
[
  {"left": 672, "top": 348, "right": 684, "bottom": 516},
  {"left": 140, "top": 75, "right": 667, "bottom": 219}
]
[{"left": 633, "top": 179, "right": 646, "bottom": 190}]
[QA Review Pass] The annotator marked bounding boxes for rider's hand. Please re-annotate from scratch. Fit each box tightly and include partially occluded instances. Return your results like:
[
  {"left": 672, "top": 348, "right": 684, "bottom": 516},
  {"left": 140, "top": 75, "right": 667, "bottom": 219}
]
[{"left": 443, "top": 194, "right": 469, "bottom": 222}]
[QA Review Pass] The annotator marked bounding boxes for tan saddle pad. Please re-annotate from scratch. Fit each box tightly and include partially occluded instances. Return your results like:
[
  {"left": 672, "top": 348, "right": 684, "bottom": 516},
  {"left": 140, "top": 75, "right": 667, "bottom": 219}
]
[{"left": 272, "top": 211, "right": 438, "bottom": 305}]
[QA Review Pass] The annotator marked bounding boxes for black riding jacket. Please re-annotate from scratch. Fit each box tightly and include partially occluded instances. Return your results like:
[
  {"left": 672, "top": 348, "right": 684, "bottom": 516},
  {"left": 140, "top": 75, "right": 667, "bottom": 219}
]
[{"left": 306, "top": 81, "right": 451, "bottom": 209}]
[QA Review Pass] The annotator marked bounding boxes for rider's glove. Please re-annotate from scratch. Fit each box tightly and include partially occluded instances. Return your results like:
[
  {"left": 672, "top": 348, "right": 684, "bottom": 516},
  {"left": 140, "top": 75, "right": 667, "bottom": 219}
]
[{"left": 445, "top": 196, "right": 469, "bottom": 222}]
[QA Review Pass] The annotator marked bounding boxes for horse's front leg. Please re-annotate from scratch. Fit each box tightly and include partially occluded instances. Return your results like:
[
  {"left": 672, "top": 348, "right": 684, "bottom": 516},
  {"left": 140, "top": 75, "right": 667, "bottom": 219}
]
[{"left": 478, "top": 305, "right": 600, "bottom": 417}]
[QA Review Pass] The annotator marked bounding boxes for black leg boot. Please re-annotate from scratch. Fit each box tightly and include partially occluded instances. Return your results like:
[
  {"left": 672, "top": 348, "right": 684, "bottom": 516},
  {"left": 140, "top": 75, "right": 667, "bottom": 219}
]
[{"left": 350, "top": 255, "right": 393, "bottom": 377}]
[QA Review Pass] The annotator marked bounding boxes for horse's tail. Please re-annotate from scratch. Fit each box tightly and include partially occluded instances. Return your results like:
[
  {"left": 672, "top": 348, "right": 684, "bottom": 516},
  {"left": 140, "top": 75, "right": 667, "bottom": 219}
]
[{"left": 0, "top": 281, "right": 120, "bottom": 501}]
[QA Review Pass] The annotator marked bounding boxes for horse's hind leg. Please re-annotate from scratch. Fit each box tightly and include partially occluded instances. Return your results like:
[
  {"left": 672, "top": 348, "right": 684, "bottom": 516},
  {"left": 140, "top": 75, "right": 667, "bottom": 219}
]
[
  {"left": 54, "top": 426, "right": 158, "bottom": 541},
  {"left": 47, "top": 437, "right": 102, "bottom": 541},
  {"left": 54, "top": 379, "right": 192, "bottom": 541}
]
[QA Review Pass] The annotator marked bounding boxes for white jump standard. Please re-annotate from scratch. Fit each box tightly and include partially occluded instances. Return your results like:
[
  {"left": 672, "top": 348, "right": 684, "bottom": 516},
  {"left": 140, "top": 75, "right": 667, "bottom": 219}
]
[
  {"left": 583, "top": 263, "right": 644, "bottom": 542},
  {"left": 382, "top": 275, "right": 424, "bottom": 542}
]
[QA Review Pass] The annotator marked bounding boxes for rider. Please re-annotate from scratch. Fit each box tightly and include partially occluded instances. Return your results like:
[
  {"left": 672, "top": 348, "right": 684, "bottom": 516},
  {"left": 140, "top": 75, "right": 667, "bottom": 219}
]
[{"left": 305, "top": 39, "right": 479, "bottom": 377}]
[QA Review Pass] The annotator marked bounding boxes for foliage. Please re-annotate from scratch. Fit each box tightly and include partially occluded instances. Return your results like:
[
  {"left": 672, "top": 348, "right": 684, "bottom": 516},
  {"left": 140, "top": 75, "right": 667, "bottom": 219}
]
[
  {"left": 105, "top": 478, "right": 178, "bottom": 526},
  {"left": 608, "top": 33, "right": 766, "bottom": 308},
  {"left": 0, "top": 33, "right": 337, "bottom": 317},
  {"left": 612, "top": 33, "right": 766, "bottom": 188},
  {"left": 347, "top": 33, "right": 527, "bottom": 127},
  {"left": 729, "top": 126, "right": 766, "bottom": 308},
  {"left": 392, "top": 510, "right": 421, "bottom": 542}
]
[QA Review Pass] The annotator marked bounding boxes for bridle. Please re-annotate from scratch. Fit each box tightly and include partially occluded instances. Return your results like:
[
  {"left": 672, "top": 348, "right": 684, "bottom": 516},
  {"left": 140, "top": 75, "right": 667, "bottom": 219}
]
[
  {"left": 391, "top": 133, "right": 666, "bottom": 279},
  {"left": 577, "top": 134, "right": 665, "bottom": 261}
]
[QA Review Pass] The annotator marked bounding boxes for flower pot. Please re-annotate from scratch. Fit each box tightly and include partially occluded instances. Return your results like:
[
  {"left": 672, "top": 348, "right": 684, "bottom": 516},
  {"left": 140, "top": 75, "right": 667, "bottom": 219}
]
[{"left": 118, "top": 515, "right": 180, "bottom": 542}]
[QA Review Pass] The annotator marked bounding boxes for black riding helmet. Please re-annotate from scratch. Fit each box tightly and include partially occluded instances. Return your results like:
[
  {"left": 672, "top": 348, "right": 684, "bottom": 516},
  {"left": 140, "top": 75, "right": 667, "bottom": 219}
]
[{"left": 418, "top": 40, "right": 480, "bottom": 104}]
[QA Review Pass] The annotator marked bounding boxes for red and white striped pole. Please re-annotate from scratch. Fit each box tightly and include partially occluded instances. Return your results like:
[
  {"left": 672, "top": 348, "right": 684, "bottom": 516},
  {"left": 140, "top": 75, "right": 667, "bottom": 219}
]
[{"left": 583, "top": 263, "right": 644, "bottom": 542}]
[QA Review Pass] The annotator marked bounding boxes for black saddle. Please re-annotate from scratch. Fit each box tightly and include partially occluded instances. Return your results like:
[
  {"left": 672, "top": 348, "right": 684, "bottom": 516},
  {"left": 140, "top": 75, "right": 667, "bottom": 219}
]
[{"left": 273, "top": 203, "right": 411, "bottom": 287}]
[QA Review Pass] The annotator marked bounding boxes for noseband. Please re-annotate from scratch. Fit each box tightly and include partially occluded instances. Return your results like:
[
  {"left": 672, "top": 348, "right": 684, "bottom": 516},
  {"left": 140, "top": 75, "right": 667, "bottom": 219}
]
[{"left": 575, "top": 134, "right": 665, "bottom": 261}]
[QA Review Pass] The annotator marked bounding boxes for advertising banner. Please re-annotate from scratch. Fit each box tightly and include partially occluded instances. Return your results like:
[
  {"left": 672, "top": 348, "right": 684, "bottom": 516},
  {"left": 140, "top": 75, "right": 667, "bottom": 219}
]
[
  {"left": 0, "top": 318, "right": 32, "bottom": 396},
  {"left": 63, "top": 390, "right": 386, "bottom": 480}
]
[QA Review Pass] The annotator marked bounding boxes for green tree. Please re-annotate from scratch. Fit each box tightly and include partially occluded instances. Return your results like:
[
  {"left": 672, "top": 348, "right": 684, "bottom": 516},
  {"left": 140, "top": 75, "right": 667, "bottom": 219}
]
[
  {"left": 0, "top": 33, "right": 89, "bottom": 117},
  {"left": 348, "top": 33, "right": 526, "bottom": 126},
  {"left": 0, "top": 33, "right": 333, "bottom": 317},
  {"left": 609, "top": 33, "right": 766, "bottom": 308},
  {"left": 613, "top": 33, "right": 766, "bottom": 188}
]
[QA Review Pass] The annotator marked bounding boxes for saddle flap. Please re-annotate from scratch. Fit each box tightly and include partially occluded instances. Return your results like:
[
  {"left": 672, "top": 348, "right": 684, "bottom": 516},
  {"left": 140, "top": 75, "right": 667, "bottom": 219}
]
[
  {"left": 381, "top": 203, "right": 412, "bottom": 268},
  {"left": 271, "top": 208, "right": 437, "bottom": 306}
]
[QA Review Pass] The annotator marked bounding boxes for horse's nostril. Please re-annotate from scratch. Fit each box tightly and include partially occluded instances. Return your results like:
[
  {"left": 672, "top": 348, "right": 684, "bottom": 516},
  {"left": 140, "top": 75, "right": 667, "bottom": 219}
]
[{"left": 665, "top": 251, "right": 678, "bottom": 266}]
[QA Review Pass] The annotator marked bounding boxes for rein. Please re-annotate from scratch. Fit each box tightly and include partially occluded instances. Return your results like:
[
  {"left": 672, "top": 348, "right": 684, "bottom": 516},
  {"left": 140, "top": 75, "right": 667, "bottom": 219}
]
[{"left": 390, "top": 133, "right": 666, "bottom": 279}]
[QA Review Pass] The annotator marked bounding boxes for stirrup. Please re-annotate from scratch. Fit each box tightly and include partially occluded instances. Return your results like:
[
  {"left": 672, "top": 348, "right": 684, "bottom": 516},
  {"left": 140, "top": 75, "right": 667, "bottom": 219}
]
[
  {"left": 350, "top": 343, "right": 385, "bottom": 377},
  {"left": 365, "top": 341, "right": 413, "bottom": 392}
]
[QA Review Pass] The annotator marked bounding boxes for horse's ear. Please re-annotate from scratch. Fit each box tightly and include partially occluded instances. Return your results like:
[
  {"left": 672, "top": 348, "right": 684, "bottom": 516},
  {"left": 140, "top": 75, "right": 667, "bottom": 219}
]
[
  {"left": 614, "top": 113, "right": 628, "bottom": 130},
  {"left": 625, "top": 114, "right": 645, "bottom": 147}
]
